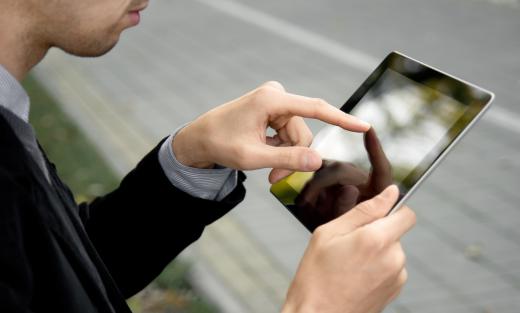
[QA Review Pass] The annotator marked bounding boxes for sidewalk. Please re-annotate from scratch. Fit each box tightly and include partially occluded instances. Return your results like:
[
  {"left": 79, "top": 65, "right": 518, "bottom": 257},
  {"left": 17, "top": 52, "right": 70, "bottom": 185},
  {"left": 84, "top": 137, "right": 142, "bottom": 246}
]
[{"left": 33, "top": 1, "right": 520, "bottom": 312}]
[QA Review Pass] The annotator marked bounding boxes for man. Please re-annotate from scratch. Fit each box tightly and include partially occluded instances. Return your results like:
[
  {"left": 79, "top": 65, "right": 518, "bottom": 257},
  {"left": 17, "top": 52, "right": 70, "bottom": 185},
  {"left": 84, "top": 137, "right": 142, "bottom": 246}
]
[{"left": 0, "top": 0, "right": 416, "bottom": 312}]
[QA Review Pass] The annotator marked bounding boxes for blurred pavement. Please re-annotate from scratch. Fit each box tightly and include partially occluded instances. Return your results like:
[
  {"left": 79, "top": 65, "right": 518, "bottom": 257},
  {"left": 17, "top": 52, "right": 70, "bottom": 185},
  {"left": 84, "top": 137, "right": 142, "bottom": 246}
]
[{"left": 34, "top": 0, "right": 520, "bottom": 312}]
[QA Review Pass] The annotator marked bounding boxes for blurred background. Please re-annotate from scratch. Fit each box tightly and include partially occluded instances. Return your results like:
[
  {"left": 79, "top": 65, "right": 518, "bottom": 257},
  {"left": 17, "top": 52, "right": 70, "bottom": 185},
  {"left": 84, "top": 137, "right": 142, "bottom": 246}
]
[{"left": 28, "top": 0, "right": 520, "bottom": 312}]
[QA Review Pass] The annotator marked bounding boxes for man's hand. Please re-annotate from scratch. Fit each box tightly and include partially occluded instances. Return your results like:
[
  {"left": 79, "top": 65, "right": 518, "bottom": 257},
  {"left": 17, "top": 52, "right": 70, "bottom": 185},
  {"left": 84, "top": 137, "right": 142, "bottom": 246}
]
[
  {"left": 282, "top": 185, "right": 416, "bottom": 313},
  {"left": 172, "top": 81, "right": 370, "bottom": 170}
]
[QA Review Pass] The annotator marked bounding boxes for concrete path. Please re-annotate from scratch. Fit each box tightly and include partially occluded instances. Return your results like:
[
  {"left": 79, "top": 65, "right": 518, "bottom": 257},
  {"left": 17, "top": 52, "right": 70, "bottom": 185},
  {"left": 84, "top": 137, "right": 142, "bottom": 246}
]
[{"left": 34, "top": 0, "right": 520, "bottom": 312}]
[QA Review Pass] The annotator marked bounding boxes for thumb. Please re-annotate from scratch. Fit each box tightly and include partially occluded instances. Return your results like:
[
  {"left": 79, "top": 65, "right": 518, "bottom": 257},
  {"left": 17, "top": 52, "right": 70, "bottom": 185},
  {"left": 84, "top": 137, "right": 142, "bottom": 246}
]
[
  {"left": 251, "top": 145, "right": 322, "bottom": 171},
  {"left": 328, "top": 185, "right": 399, "bottom": 233}
]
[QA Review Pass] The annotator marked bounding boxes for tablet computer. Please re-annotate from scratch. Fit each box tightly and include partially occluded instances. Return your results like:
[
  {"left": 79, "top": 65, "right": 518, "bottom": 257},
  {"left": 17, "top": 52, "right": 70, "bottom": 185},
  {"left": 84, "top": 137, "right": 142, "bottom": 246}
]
[{"left": 270, "top": 51, "right": 494, "bottom": 232}]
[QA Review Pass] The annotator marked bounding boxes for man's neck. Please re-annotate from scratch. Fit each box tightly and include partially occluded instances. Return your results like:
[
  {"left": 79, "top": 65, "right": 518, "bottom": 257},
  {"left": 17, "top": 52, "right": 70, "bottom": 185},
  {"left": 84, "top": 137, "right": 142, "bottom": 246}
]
[{"left": 0, "top": 11, "right": 48, "bottom": 82}]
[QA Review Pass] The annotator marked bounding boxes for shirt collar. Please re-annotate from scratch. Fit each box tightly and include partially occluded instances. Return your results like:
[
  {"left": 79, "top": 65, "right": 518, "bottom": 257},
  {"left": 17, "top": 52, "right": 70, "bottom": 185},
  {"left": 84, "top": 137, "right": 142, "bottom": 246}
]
[{"left": 0, "top": 64, "right": 30, "bottom": 123}]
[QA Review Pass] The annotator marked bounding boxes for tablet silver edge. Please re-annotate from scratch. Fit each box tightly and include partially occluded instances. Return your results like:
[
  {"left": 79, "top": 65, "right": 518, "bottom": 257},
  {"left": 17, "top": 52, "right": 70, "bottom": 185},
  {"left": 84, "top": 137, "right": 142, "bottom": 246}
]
[{"left": 386, "top": 50, "right": 495, "bottom": 214}]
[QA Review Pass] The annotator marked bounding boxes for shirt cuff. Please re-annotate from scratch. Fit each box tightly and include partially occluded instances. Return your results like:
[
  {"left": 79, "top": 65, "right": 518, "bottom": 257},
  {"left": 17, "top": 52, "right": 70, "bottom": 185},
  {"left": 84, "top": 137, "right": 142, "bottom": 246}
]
[{"left": 158, "top": 125, "right": 238, "bottom": 201}]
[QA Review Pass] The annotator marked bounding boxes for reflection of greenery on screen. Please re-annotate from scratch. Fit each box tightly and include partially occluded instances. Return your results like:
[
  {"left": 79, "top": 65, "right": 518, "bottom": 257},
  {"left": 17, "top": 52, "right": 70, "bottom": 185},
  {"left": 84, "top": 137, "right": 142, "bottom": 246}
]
[
  {"left": 271, "top": 69, "right": 468, "bottom": 202},
  {"left": 271, "top": 172, "right": 313, "bottom": 205}
]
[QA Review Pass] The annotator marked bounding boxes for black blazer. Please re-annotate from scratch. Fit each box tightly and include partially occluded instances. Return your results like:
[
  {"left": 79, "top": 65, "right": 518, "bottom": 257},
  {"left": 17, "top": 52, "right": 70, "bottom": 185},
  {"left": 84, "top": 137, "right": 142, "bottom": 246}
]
[{"left": 0, "top": 113, "right": 246, "bottom": 312}]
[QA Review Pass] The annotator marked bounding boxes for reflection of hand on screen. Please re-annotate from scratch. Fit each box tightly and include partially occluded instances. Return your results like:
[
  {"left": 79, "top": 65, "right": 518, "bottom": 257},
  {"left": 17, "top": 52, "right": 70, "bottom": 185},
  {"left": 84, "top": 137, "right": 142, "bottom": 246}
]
[
  {"left": 291, "top": 127, "right": 392, "bottom": 231},
  {"left": 293, "top": 163, "right": 365, "bottom": 231},
  {"left": 357, "top": 127, "right": 393, "bottom": 201}
]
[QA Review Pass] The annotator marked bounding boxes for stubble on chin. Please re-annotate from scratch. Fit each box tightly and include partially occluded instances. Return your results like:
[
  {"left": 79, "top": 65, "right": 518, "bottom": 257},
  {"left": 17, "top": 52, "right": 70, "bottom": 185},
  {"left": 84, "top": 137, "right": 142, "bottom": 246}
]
[{"left": 51, "top": 22, "right": 124, "bottom": 58}]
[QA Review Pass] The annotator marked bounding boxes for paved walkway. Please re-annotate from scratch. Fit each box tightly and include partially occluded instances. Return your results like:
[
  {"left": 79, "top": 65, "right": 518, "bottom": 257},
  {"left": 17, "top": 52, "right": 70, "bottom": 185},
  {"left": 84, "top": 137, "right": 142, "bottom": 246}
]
[{"left": 34, "top": 0, "right": 520, "bottom": 312}]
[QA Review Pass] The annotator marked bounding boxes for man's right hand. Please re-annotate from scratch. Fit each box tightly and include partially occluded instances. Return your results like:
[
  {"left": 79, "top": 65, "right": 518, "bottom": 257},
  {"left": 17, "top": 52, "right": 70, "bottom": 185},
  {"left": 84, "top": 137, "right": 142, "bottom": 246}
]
[{"left": 282, "top": 185, "right": 416, "bottom": 313}]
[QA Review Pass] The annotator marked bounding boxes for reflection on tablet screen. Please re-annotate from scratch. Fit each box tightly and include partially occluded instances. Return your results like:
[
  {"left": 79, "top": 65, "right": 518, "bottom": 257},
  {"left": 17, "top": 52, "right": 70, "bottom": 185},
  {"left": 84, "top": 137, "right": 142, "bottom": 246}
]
[{"left": 271, "top": 52, "right": 493, "bottom": 232}]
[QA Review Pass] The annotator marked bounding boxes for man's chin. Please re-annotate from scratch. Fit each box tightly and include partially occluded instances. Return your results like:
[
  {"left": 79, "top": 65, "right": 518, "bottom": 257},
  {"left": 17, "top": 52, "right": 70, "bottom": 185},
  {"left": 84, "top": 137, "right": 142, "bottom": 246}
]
[{"left": 59, "top": 36, "right": 120, "bottom": 58}]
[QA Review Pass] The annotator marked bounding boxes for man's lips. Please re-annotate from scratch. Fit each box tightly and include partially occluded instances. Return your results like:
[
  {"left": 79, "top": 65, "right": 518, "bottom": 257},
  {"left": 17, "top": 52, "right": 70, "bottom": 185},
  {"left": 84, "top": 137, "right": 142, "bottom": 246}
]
[
  {"left": 129, "top": 11, "right": 141, "bottom": 25},
  {"left": 128, "top": 2, "right": 148, "bottom": 25}
]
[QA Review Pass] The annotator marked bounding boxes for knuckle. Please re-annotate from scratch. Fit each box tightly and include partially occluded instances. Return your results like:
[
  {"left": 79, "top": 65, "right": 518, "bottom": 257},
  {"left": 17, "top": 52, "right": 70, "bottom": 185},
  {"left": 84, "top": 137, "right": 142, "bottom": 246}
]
[
  {"left": 397, "top": 206, "right": 417, "bottom": 230},
  {"left": 311, "top": 98, "right": 328, "bottom": 113},
  {"left": 381, "top": 246, "right": 406, "bottom": 276},
  {"left": 357, "top": 227, "right": 385, "bottom": 251},
  {"left": 391, "top": 247, "right": 407, "bottom": 271},
  {"left": 406, "top": 207, "right": 417, "bottom": 226},
  {"left": 253, "top": 85, "right": 278, "bottom": 99},
  {"left": 398, "top": 269, "right": 408, "bottom": 286},
  {"left": 264, "top": 80, "right": 284, "bottom": 90},
  {"left": 312, "top": 225, "right": 329, "bottom": 242}
]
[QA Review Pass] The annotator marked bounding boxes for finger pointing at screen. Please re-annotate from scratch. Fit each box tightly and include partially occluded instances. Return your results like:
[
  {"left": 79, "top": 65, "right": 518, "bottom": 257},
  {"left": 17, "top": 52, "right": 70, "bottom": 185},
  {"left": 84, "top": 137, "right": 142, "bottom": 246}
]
[{"left": 172, "top": 81, "right": 371, "bottom": 172}]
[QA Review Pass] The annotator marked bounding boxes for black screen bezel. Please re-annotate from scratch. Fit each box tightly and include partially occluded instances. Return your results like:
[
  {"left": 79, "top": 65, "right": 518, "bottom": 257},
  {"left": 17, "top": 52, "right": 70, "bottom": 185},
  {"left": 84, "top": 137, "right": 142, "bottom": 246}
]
[{"left": 341, "top": 52, "right": 492, "bottom": 113}]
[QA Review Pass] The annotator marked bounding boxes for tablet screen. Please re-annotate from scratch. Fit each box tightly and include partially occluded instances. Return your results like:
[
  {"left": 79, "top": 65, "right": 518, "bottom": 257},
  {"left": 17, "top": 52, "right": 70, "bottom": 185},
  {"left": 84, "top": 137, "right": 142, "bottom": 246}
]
[{"left": 270, "top": 52, "right": 493, "bottom": 232}]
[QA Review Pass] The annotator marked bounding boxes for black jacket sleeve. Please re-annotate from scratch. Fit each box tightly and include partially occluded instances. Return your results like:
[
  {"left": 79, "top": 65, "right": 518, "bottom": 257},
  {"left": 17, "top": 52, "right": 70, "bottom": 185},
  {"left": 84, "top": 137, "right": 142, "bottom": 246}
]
[
  {"left": 77, "top": 139, "right": 246, "bottom": 298},
  {"left": 0, "top": 169, "right": 35, "bottom": 313}
]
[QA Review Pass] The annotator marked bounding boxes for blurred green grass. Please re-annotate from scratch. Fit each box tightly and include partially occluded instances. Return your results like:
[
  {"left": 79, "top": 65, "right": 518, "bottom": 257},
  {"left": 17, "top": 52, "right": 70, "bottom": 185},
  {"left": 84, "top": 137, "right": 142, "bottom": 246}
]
[
  {"left": 24, "top": 75, "right": 217, "bottom": 313},
  {"left": 26, "top": 75, "right": 119, "bottom": 201}
]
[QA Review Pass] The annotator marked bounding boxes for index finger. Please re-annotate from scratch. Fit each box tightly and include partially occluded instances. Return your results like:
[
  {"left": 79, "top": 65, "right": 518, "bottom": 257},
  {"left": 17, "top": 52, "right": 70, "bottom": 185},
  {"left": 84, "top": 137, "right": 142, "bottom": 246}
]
[
  {"left": 273, "top": 93, "right": 371, "bottom": 132},
  {"left": 367, "top": 205, "right": 416, "bottom": 244}
]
